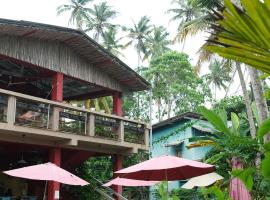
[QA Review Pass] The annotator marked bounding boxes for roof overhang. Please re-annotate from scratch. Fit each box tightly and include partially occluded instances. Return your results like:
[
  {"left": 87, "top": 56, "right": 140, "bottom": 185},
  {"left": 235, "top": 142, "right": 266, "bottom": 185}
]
[{"left": 0, "top": 18, "right": 150, "bottom": 93}]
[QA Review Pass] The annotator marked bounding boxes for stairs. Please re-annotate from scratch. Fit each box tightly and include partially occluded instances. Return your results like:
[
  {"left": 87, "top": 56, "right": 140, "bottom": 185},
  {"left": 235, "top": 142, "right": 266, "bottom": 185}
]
[{"left": 91, "top": 177, "right": 128, "bottom": 200}]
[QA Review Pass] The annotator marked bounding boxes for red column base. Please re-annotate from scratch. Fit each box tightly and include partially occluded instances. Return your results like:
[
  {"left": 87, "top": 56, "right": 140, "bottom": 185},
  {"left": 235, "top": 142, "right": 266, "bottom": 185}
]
[
  {"left": 112, "top": 154, "right": 123, "bottom": 200},
  {"left": 48, "top": 148, "right": 61, "bottom": 200}
]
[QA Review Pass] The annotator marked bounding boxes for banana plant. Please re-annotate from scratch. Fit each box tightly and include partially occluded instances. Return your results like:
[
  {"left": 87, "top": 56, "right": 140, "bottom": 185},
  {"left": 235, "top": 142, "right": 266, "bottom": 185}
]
[
  {"left": 157, "top": 181, "right": 180, "bottom": 200},
  {"left": 188, "top": 107, "right": 258, "bottom": 165}
]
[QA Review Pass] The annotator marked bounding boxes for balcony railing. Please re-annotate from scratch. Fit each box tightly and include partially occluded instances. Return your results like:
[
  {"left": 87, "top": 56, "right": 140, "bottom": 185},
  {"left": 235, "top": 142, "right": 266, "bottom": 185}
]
[{"left": 0, "top": 88, "right": 149, "bottom": 147}]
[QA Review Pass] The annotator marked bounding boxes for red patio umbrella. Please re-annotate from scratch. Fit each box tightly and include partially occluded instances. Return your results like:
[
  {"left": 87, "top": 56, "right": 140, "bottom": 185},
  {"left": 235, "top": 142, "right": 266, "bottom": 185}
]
[
  {"left": 3, "top": 162, "right": 88, "bottom": 186},
  {"left": 115, "top": 155, "right": 215, "bottom": 181},
  {"left": 103, "top": 177, "right": 159, "bottom": 187},
  {"left": 3, "top": 162, "right": 89, "bottom": 200}
]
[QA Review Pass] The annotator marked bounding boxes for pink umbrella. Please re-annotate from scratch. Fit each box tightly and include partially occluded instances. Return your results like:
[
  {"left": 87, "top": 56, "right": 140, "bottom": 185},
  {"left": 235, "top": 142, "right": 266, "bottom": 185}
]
[
  {"left": 3, "top": 162, "right": 88, "bottom": 186},
  {"left": 115, "top": 155, "right": 215, "bottom": 181},
  {"left": 103, "top": 177, "right": 159, "bottom": 187},
  {"left": 230, "top": 158, "right": 251, "bottom": 200}
]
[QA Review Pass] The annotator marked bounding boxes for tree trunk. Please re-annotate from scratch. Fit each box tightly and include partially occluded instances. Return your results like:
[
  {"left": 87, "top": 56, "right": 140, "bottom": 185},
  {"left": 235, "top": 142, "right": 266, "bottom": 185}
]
[
  {"left": 248, "top": 67, "right": 270, "bottom": 141},
  {"left": 167, "top": 99, "right": 172, "bottom": 119},
  {"left": 236, "top": 63, "right": 256, "bottom": 138},
  {"left": 157, "top": 98, "right": 161, "bottom": 122},
  {"left": 249, "top": 67, "right": 269, "bottom": 123}
]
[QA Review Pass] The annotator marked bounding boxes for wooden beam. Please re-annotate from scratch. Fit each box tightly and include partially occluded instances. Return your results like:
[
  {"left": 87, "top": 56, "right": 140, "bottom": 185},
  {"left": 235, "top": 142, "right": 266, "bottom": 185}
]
[
  {"left": 22, "top": 29, "right": 38, "bottom": 37},
  {"left": 65, "top": 90, "right": 114, "bottom": 101}
]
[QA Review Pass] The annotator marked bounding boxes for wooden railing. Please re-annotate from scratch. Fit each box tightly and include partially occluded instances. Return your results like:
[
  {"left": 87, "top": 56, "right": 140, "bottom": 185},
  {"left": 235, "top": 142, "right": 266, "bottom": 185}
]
[{"left": 0, "top": 88, "right": 149, "bottom": 146}]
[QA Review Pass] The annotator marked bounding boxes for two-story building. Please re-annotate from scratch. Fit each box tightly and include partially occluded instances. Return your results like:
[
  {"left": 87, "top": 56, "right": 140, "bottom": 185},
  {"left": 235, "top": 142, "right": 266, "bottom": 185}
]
[
  {"left": 151, "top": 112, "right": 212, "bottom": 195},
  {"left": 0, "top": 18, "right": 150, "bottom": 200}
]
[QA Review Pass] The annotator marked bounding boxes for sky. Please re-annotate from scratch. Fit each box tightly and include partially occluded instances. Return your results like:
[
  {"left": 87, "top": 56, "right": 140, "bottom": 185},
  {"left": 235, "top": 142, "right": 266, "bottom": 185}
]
[
  {"left": 0, "top": 0, "right": 243, "bottom": 99},
  {"left": 0, "top": 0, "right": 205, "bottom": 65}
]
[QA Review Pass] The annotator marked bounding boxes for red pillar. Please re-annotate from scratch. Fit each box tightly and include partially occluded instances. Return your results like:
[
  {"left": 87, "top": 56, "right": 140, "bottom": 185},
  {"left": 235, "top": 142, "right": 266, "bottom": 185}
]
[
  {"left": 112, "top": 154, "right": 123, "bottom": 199},
  {"left": 48, "top": 72, "right": 63, "bottom": 200},
  {"left": 48, "top": 148, "right": 61, "bottom": 200},
  {"left": 112, "top": 92, "right": 123, "bottom": 199},
  {"left": 51, "top": 72, "right": 64, "bottom": 102},
  {"left": 113, "top": 92, "right": 123, "bottom": 116}
]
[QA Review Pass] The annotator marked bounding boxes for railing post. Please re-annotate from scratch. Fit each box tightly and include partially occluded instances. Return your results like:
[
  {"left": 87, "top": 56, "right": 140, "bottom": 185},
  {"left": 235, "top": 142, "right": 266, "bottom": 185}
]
[
  {"left": 7, "top": 96, "right": 16, "bottom": 125},
  {"left": 87, "top": 113, "right": 95, "bottom": 137},
  {"left": 118, "top": 120, "right": 124, "bottom": 142},
  {"left": 51, "top": 106, "right": 60, "bottom": 131},
  {"left": 144, "top": 126, "right": 150, "bottom": 148}
]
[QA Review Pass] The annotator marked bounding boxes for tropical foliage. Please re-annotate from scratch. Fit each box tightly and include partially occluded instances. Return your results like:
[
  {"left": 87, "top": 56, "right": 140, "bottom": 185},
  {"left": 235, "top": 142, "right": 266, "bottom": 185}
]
[
  {"left": 144, "top": 51, "right": 211, "bottom": 120},
  {"left": 204, "top": 59, "right": 231, "bottom": 99},
  {"left": 55, "top": 0, "right": 270, "bottom": 199},
  {"left": 84, "top": 1, "right": 118, "bottom": 42},
  {"left": 57, "top": 0, "right": 93, "bottom": 29},
  {"left": 206, "top": 0, "right": 270, "bottom": 74},
  {"left": 124, "top": 16, "right": 153, "bottom": 64}
]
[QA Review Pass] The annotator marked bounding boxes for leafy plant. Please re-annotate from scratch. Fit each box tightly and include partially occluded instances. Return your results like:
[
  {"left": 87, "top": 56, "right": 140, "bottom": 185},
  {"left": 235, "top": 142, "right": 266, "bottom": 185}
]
[
  {"left": 156, "top": 181, "right": 180, "bottom": 200},
  {"left": 205, "top": 0, "right": 270, "bottom": 74}
]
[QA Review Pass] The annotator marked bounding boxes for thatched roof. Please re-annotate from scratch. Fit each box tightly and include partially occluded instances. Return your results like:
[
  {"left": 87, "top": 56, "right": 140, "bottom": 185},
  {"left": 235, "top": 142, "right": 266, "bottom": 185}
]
[{"left": 0, "top": 18, "right": 150, "bottom": 92}]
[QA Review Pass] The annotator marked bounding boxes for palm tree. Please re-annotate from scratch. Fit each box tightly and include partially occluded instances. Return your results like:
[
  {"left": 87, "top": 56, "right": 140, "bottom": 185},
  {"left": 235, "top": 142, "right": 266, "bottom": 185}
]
[
  {"left": 102, "top": 26, "right": 125, "bottom": 56},
  {"left": 56, "top": 0, "right": 93, "bottom": 29},
  {"left": 168, "top": 0, "right": 257, "bottom": 138},
  {"left": 145, "top": 26, "right": 171, "bottom": 59},
  {"left": 167, "top": 0, "right": 205, "bottom": 51},
  {"left": 124, "top": 16, "right": 153, "bottom": 68},
  {"left": 84, "top": 2, "right": 118, "bottom": 42},
  {"left": 204, "top": 59, "right": 231, "bottom": 99}
]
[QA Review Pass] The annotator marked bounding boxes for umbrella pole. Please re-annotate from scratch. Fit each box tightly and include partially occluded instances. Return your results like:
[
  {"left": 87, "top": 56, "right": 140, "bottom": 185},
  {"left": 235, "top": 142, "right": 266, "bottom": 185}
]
[{"left": 43, "top": 181, "right": 48, "bottom": 200}]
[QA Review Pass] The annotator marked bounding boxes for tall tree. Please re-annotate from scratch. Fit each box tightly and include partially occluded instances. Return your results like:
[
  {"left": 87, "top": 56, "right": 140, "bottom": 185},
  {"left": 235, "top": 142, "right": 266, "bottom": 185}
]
[
  {"left": 144, "top": 51, "right": 211, "bottom": 120},
  {"left": 236, "top": 63, "right": 256, "bottom": 138},
  {"left": 102, "top": 26, "right": 125, "bottom": 56},
  {"left": 85, "top": 2, "right": 118, "bottom": 42},
  {"left": 204, "top": 59, "right": 231, "bottom": 99},
  {"left": 57, "top": 0, "right": 93, "bottom": 29},
  {"left": 167, "top": 0, "right": 205, "bottom": 51},
  {"left": 124, "top": 16, "right": 153, "bottom": 67},
  {"left": 145, "top": 26, "right": 171, "bottom": 59}
]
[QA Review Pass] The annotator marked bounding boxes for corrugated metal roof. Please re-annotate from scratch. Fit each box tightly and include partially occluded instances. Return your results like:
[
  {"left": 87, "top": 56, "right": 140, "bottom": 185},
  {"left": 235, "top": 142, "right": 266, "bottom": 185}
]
[{"left": 0, "top": 18, "right": 150, "bottom": 92}]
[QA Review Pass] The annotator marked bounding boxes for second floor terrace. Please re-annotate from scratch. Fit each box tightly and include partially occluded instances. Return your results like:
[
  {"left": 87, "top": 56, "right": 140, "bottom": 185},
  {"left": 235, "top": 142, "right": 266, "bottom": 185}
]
[{"left": 0, "top": 88, "right": 150, "bottom": 155}]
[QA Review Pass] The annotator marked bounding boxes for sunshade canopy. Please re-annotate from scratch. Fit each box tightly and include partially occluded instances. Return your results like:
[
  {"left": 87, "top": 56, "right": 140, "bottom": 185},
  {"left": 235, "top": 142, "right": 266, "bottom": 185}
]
[
  {"left": 103, "top": 177, "right": 158, "bottom": 187},
  {"left": 115, "top": 155, "right": 215, "bottom": 181},
  {"left": 181, "top": 172, "right": 223, "bottom": 189},
  {"left": 3, "top": 162, "right": 88, "bottom": 186}
]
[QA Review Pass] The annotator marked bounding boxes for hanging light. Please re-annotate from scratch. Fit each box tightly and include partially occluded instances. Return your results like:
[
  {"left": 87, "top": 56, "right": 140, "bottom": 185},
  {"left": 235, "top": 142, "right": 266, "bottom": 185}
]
[{"left": 18, "top": 153, "right": 27, "bottom": 164}]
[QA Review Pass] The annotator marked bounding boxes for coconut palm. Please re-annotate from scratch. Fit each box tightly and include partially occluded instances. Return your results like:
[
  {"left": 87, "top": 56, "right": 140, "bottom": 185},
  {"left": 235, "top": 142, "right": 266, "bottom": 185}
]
[
  {"left": 204, "top": 59, "right": 231, "bottom": 99},
  {"left": 56, "top": 0, "right": 93, "bottom": 29},
  {"left": 167, "top": 0, "right": 205, "bottom": 51},
  {"left": 124, "top": 16, "right": 153, "bottom": 67},
  {"left": 85, "top": 2, "right": 118, "bottom": 42},
  {"left": 145, "top": 26, "right": 171, "bottom": 59},
  {"left": 102, "top": 26, "right": 125, "bottom": 56}
]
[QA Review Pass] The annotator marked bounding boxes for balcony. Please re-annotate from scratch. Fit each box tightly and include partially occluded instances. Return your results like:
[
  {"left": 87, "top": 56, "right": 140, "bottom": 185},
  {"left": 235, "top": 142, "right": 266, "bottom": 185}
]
[{"left": 0, "top": 88, "right": 150, "bottom": 154}]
